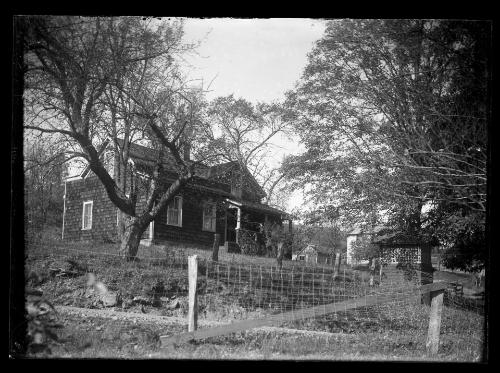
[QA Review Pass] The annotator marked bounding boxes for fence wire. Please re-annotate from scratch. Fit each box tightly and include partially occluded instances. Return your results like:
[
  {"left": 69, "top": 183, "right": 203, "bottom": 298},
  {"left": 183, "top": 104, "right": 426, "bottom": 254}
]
[{"left": 24, "top": 239, "right": 486, "bottom": 360}]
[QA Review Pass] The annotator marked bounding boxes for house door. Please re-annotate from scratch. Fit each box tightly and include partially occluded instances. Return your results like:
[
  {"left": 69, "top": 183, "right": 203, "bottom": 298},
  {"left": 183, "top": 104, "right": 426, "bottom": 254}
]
[{"left": 226, "top": 207, "right": 238, "bottom": 243}]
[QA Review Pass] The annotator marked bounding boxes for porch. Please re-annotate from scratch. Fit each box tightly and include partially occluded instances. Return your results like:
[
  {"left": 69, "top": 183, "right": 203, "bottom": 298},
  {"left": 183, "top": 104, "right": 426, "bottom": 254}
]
[{"left": 223, "top": 198, "right": 292, "bottom": 253}]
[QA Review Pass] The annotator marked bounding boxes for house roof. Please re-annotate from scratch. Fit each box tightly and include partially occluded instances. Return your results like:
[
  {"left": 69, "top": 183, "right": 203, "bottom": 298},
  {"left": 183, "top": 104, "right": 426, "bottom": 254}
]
[
  {"left": 77, "top": 139, "right": 290, "bottom": 218},
  {"left": 118, "top": 139, "right": 210, "bottom": 175},
  {"left": 209, "top": 161, "right": 266, "bottom": 198},
  {"left": 80, "top": 138, "right": 209, "bottom": 178},
  {"left": 347, "top": 224, "right": 387, "bottom": 236}
]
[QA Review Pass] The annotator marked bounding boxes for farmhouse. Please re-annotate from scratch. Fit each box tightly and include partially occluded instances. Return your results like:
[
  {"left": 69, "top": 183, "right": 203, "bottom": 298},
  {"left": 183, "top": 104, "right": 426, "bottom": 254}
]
[
  {"left": 292, "top": 244, "right": 333, "bottom": 265},
  {"left": 61, "top": 139, "right": 291, "bottom": 251}
]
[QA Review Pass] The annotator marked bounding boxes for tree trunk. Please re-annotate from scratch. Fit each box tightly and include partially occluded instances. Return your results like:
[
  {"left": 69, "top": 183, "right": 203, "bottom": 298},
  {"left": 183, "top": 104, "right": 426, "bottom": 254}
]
[{"left": 119, "top": 217, "right": 149, "bottom": 261}]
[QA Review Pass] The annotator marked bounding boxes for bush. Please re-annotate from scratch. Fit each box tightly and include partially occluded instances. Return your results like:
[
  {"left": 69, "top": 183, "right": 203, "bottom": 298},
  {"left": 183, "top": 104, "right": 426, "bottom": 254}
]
[{"left": 238, "top": 229, "right": 262, "bottom": 256}]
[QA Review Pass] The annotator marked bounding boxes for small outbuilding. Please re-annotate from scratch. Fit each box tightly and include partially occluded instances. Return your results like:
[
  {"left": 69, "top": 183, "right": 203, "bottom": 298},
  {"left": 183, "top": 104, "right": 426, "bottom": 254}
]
[
  {"left": 372, "top": 231, "right": 432, "bottom": 271},
  {"left": 372, "top": 231, "right": 434, "bottom": 303},
  {"left": 292, "top": 244, "right": 333, "bottom": 265}
]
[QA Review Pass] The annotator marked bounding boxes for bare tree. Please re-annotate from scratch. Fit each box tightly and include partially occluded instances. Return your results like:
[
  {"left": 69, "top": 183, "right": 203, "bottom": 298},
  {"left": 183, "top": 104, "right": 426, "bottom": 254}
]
[
  {"left": 22, "top": 16, "right": 204, "bottom": 259},
  {"left": 201, "top": 95, "right": 291, "bottom": 202}
]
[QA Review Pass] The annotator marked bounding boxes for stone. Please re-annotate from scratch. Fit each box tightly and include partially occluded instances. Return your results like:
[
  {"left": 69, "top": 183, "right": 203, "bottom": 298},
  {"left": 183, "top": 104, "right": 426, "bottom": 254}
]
[
  {"left": 166, "top": 299, "right": 180, "bottom": 309},
  {"left": 102, "top": 292, "right": 119, "bottom": 307},
  {"left": 132, "top": 296, "right": 151, "bottom": 305}
]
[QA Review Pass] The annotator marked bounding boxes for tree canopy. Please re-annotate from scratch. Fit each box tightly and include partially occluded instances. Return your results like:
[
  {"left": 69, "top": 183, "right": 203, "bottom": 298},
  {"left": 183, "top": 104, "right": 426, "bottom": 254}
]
[{"left": 283, "top": 19, "right": 490, "bottom": 269}]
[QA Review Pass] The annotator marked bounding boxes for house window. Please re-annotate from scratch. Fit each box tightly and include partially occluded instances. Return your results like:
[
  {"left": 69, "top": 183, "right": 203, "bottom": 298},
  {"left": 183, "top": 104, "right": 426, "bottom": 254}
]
[
  {"left": 298, "top": 255, "right": 305, "bottom": 261},
  {"left": 202, "top": 202, "right": 217, "bottom": 232},
  {"left": 82, "top": 201, "right": 93, "bottom": 230},
  {"left": 167, "top": 196, "right": 182, "bottom": 227}
]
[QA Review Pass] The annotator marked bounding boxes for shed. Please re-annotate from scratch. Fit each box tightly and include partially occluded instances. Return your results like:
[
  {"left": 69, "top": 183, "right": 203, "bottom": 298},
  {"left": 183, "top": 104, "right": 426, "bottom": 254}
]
[
  {"left": 372, "top": 232, "right": 434, "bottom": 303},
  {"left": 292, "top": 244, "right": 333, "bottom": 265},
  {"left": 372, "top": 232, "right": 432, "bottom": 270}
]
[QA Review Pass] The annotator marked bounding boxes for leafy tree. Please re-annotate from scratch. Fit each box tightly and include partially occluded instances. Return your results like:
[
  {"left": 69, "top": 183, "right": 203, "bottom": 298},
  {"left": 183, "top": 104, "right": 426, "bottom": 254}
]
[
  {"left": 350, "top": 235, "right": 379, "bottom": 264},
  {"left": 283, "top": 19, "right": 489, "bottom": 267}
]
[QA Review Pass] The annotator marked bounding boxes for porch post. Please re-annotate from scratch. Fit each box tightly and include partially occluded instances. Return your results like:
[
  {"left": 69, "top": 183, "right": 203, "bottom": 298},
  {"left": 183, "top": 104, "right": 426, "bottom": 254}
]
[{"left": 235, "top": 207, "right": 241, "bottom": 244}]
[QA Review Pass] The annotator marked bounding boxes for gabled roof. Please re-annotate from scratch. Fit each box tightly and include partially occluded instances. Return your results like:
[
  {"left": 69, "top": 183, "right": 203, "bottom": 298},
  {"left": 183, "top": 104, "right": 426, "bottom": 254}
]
[
  {"left": 209, "top": 161, "right": 266, "bottom": 198},
  {"left": 74, "top": 139, "right": 289, "bottom": 217},
  {"left": 80, "top": 138, "right": 209, "bottom": 178}
]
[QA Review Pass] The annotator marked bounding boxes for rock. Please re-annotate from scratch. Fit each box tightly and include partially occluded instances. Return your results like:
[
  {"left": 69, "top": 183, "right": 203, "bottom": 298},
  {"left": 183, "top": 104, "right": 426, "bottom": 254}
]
[
  {"left": 102, "top": 292, "right": 119, "bottom": 307},
  {"left": 132, "top": 296, "right": 151, "bottom": 305},
  {"left": 122, "top": 299, "right": 133, "bottom": 309},
  {"left": 166, "top": 299, "right": 180, "bottom": 310}
]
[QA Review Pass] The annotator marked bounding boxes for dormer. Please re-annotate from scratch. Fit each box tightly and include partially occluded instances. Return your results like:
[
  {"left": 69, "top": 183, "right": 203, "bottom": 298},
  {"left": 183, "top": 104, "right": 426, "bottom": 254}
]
[{"left": 62, "top": 156, "right": 87, "bottom": 181}]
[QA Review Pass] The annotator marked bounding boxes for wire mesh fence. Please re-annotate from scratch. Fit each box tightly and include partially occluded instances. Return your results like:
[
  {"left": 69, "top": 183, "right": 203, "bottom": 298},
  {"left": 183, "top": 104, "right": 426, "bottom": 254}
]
[{"left": 24, "top": 238, "right": 486, "bottom": 360}]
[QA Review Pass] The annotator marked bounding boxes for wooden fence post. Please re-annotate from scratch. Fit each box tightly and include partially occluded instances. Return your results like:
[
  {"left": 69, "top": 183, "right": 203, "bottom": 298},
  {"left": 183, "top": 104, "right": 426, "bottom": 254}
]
[
  {"left": 426, "top": 288, "right": 445, "bottom": 355},
  {"left": 333, "top": 252, "right": 340, "bottom": 280},
  {"left": 379, "top": 257, "right": 383, "bottom": 284},
  {"left": 188, "top": 255, "right": 198, "bottom": 332},
  {"left": 212, "top": 233, "right": 220, "bottom": 262}
]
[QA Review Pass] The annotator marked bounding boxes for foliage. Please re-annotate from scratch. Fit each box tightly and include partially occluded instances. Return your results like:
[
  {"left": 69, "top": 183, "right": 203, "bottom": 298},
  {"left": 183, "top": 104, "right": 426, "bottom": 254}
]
[
  {"left": 24, "top": 141, "right": 65, "bottom": 234},
  {"left": 283, "top": 19, "right": 489, "bottom": 267},
  {"left": 350, "top": 236, "right": 379, "bottom": 262},
  {"left": 26, "top": 297, "right": 62, "bottom": 355},
  {"left": 238, "top": 229, "right": 263, "bottom": 256},
  {"left": 436, "top": 211, "right": 486, "bottom": 272}
]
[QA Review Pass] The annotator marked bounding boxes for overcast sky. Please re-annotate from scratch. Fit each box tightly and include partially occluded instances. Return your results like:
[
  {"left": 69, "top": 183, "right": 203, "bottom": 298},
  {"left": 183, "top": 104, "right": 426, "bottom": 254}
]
[
  {"left": 179, "top": 18, "right": 327, "bottom": 211},
  {"left": 181, "top": 18, "right": 327, "bottom": 103}
]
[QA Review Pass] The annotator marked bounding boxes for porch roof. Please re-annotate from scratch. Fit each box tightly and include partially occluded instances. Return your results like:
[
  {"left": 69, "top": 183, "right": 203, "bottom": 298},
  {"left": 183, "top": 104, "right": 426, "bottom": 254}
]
[{"left": 226, "top": 198, "right": 290, "bottom": 218}]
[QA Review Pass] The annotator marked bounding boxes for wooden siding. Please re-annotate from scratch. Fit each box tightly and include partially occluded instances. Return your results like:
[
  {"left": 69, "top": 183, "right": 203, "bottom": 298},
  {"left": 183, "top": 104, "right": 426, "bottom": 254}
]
[{"left": 63, "top": 174, "right": 118, "bottom": 242}]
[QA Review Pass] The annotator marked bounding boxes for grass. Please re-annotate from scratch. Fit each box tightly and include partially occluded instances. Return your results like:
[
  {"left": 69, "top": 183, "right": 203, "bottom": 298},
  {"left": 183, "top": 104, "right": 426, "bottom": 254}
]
[
  {"left": 31, "top": 311, "right": 483, "bottom": 361},
  {"left": 24, "top": 229, "right": 486, "bottom": 361}
]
